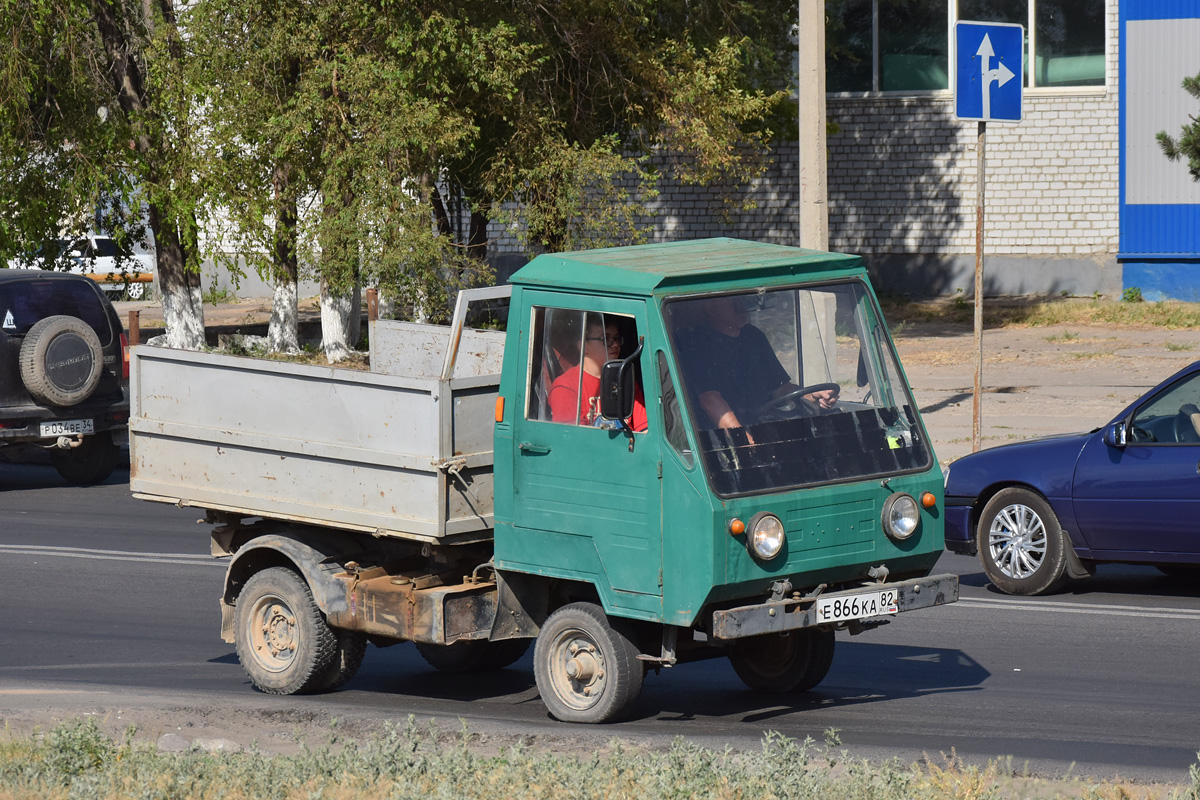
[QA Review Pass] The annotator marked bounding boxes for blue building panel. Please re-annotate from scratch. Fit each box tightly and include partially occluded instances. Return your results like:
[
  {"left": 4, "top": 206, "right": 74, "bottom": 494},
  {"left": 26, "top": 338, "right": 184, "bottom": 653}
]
[
  {"left": 1120, "top": 205, "right": 1200, "bottom": 259},
  {"left": 1119, "top": 3, "right": 1200, "bottom": 300}
]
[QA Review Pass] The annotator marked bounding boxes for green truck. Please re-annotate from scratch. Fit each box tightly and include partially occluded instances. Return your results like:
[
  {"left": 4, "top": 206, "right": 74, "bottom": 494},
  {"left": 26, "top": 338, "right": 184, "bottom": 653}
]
[{"left": 130, "top": 238, "right": 958, "bottom": 723}]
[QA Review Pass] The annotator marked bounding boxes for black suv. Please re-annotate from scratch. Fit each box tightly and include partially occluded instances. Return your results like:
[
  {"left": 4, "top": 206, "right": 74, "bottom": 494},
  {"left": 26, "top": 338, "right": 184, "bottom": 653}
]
[{"left": 0, "top": 270, "right": 129, "bottom": 484}]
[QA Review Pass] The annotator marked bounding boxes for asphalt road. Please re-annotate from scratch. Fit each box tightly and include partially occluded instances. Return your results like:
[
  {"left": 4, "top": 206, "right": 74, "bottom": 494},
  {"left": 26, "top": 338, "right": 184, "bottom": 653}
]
[{"left": 1, "top": 460, "right": 1198, "bottom": 784}]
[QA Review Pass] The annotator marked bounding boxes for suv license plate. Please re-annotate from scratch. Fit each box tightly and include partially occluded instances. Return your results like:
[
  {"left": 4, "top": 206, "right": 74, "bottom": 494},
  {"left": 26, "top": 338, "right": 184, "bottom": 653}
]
[
  {"left": 816, "top": 589, "right": 898, "bottom": 624},
  {"left": 40, "top": 419, "right": 94, "bottom": 437}
]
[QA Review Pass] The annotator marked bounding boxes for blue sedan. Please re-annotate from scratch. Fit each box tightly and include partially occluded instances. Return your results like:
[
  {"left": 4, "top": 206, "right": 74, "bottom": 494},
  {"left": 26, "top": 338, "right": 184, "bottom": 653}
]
[{"left": 944, "top": 360, "right": 1200, "bottom": 595}]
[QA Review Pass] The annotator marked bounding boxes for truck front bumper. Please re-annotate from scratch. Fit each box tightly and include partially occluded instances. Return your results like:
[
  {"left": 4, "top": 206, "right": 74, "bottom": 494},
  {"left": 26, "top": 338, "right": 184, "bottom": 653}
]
[{"left": 710, "top": 573, "right": 959, "bottom": 641}]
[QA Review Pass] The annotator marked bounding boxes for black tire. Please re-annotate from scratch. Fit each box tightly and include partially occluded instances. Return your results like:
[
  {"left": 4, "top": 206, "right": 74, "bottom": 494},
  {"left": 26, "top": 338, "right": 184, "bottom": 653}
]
[
  {"left": 416, "top": 638, "right": 531, "bottom": 673},
  {"left": 19, "top": 316, "right": 104, "bottom": 407},
  {"left": 50, "top": 432, "right": 121, "bottom": 485},
  {"left": 976, "top": 487, "right": 1070, "bottom": 596},
  {"left": 533, "top": 603, "right": 644, "bottom": 723},
  {"left": 313, "top": 630, "right": 368, "bottom": 691},
  {"left": 234, "top": 567, "right": 341, "bottom": 695},
  {"left": 729, "top": 628, "right": 836, "bottom": 693}
]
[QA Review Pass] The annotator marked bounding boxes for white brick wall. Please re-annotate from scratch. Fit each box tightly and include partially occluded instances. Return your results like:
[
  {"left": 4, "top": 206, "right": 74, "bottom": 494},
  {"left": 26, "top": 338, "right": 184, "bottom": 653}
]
[{"left": 824, "top": 89, "right": 1118, "bottom": 258}]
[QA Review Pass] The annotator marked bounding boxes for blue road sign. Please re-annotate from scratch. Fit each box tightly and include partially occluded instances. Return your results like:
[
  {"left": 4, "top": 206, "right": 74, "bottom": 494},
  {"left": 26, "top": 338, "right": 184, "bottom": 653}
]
[{"left": 955, "top": 21, "right": 1024, "bottom": 123}]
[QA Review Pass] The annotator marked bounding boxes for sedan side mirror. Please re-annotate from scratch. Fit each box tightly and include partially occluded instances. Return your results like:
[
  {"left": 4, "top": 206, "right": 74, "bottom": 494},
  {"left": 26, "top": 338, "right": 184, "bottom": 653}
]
[{"left": 1103, "top": 420, "right": 1127, "bottom": 449}]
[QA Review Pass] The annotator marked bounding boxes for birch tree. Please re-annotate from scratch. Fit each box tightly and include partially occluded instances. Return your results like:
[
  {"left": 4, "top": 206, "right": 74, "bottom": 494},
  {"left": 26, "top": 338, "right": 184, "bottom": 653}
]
[{"left": 0, "top": 0, "right": 208, "bottom": 349}]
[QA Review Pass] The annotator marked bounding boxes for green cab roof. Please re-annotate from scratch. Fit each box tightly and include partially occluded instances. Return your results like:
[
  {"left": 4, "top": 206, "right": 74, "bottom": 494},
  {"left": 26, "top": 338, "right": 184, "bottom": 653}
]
[{"left": 508, "top": 238, "right": 864, "bottom": 297}]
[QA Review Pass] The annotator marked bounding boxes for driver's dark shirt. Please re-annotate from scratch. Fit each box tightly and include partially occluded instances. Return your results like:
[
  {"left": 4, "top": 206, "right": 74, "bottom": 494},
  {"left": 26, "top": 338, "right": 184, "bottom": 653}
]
[{"left": 680, "top": 324, "right": 790, "bottom": 428}]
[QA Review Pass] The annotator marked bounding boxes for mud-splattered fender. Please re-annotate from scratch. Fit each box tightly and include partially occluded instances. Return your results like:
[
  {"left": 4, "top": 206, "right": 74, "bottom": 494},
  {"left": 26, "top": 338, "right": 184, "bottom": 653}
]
[{"left": 218, "top": 531, "right": 369, "bottom": 643}]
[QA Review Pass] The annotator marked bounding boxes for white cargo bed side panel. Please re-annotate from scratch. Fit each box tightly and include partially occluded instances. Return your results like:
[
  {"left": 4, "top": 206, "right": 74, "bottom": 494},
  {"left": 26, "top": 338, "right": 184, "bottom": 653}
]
[
  {"left": 370, "top": 320, "right": 504, "bottom": 380},
  {"left": 129, "top": 347, "right": 493, "bottom": 540}
]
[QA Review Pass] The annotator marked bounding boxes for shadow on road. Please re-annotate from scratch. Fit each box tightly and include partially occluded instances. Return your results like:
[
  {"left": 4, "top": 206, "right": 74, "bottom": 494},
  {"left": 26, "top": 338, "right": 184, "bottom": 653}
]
[
  {"left": 958, "top": 561, "right": 1200, "bottom": 599},
  {"left": 312, "top": 638, "right": 988, "bottom": 728},
  {"left": 638, "top": 641, "right": 987, "bottom": 725},
  {"left": 0, "top": 460, "right": 129, "bottom": 491}
]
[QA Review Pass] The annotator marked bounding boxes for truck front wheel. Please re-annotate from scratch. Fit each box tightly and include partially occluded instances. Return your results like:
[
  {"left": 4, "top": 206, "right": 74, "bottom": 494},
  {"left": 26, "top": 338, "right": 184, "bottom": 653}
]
[
  {"left": 235, "top": 567, "right": 345, "bottom": 695},
  {"left": 729, "top": 629, "right": 835, "bottom": 693},
  {"left": 533, "top": 603, "right": 643, "bottom": 723}
]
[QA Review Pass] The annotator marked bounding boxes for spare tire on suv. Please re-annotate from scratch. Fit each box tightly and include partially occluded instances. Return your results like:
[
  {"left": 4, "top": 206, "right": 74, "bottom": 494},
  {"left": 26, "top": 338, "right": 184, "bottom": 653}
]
[
  {"left": 1, "top": 269, "right": 129, "bottom": 485},
  {"left": 19, "top": 315, "right": 105, "bottom": 406}
]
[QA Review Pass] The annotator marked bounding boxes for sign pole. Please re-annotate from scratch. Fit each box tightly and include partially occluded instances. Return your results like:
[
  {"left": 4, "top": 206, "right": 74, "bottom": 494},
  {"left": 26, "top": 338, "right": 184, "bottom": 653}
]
[
  {"left": 972, "top": 121, "right": 986, "bottom": 453},
  {"left": 955, "top": 20, "right": 1022, "bottom": 455}
]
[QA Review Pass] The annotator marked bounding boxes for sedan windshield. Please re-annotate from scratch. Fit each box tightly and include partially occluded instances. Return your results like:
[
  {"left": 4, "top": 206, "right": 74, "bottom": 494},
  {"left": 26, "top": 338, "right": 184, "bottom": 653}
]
[{"left": 665, "top": 282, "right": 931, "bottom": 496}]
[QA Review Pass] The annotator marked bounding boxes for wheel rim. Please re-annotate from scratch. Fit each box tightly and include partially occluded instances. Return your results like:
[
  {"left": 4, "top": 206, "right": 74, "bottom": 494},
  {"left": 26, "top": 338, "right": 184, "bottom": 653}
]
[
  {"left": 126, "top": 283, "right": 144, "bottom": 300},
  {"left": 988, "top": 502, "right": 1048, "bottom": 580},
  {"left": 246, "top": 593, "right": 298, "bottom": 673},
  {"left": 545, "top": 626, "right": 607, "bottom": 712}
]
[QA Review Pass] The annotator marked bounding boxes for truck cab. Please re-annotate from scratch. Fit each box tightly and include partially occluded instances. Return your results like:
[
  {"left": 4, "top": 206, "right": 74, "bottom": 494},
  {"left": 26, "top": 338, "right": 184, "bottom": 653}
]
[{"left": 492, "top": 239, "right": 955, "bottom": 720}]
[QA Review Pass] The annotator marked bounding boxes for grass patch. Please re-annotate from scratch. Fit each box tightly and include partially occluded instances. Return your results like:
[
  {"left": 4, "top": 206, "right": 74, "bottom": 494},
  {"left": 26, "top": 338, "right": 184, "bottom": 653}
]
[
  {"left": 1044, "top": 331, "right": 1079, "bottom": 342},
  {"left": 879, "top": 297, "right": 1200, "bottom": 330},
  {"left": 0, "top": 718, "right": 1189, "bottom": 800},
  {"left": 1166, "top": 342, "right": 1195, "bottom": 352}
]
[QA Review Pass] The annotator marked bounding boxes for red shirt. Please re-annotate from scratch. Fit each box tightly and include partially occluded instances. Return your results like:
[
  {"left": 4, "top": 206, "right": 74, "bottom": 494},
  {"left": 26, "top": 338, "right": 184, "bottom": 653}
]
[{"left": 548, "top": 367, "right": 647, "bottom": 431}]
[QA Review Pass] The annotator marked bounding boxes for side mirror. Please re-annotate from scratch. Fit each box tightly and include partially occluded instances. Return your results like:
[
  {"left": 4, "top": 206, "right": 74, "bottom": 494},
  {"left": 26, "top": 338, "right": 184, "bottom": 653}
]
[
  {"left": 1103, "top": 420, "right": 1127, "bottom": 448},
  {"left": 599, "top": 359, "right": 635, "bottom": 421}
]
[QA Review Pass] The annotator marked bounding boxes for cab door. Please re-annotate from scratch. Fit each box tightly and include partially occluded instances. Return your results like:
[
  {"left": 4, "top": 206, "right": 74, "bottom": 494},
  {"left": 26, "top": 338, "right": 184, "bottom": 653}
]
[{"left": 508, "top": 292, "right": 663, "bottom": 598}]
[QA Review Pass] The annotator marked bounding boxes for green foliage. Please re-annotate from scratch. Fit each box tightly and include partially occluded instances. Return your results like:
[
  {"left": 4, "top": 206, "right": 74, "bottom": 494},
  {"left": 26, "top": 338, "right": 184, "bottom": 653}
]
[
  {"left": 482, "top": 1, "right": 793, "bottom": 254},
  {"left": 1122, "top": 286, "right": 1144, "bottom": 303},
  {"left": 0, "top": 718, "right": 1191, "bottom": 800},
  {"left": 202, "top": 283, "right": 237, "bottom": 305},
  {"left": 1, "top": 0, "right": 794, "bottom": 336},
  {"left": 1158, "top": 71, "right": 1200, "bottom": 181}
]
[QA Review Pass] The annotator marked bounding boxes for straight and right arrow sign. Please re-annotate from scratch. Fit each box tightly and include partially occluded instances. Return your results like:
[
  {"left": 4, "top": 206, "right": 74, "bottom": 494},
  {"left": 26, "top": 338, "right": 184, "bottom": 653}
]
[{"left": 955, "top": 21, "right": 1024, "bottom": 123}]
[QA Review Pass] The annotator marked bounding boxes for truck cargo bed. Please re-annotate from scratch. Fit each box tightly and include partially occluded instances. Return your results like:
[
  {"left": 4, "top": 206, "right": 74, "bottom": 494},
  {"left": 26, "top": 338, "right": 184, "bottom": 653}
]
[{"left": 130, "top": 311, "right": 504, "bottom": 543}]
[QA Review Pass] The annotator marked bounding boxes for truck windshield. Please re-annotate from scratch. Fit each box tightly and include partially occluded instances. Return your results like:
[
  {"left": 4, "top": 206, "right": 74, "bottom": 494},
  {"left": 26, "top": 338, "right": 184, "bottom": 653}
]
[{"left": 664, "top": 281, "right": 930, "bottom": 496}]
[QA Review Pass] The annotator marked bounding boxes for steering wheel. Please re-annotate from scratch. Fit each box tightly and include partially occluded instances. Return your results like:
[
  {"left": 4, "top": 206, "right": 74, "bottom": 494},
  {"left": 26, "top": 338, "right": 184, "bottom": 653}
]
[
  {"left": 756, "top": 382, "right": 841, "bottom": 422},
  {"left": 1174, "top": 405, "right": 1200, "bottom": 443}
]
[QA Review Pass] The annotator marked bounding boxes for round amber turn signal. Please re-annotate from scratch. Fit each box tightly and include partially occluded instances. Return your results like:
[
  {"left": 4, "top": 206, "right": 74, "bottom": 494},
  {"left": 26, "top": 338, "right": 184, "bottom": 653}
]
[
  {"left": 729, "top": 518, "right": 746, "bottom": 536},
  {"left": 921, "top": 491, "right": 937, "bottom": 509}
]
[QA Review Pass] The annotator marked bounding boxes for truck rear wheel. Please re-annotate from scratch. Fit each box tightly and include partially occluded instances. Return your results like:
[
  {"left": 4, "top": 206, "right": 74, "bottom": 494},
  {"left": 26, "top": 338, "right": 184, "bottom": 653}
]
[
  {"left": 533, "top": 603, "right": 643, "bottom": 723},
  {"left": 235, "top": 567, "right": 343, "bottom": 695},
  {"left": 314, "top": 630, "right": 368, "bottom": 691},
  {"left": 729, "top": 629, "right": 835, "bottom": 693},
  {"left": 416, "top": 638, "right": 530, "bottom": 673}
]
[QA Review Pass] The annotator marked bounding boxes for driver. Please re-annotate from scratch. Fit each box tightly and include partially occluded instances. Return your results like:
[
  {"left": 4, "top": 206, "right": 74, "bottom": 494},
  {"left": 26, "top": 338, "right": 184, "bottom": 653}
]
[{"left": 683, "top": 295, "right": 838, "bottom": 435}]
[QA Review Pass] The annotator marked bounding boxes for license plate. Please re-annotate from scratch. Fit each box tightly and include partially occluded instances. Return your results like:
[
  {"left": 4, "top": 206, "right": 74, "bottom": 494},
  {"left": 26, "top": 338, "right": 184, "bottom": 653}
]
[
  {"left": 816, "top": 589, "right": 898, "bottom": 624},
  {"left": 39, "top": 419, "right": 94, "bottom": 437}
]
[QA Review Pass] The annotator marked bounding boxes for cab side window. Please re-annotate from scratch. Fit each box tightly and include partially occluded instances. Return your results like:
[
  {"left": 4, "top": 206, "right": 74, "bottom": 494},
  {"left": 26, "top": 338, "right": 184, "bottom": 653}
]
[
  {"left": 527, "top": 307, "right": 584, "bottom": 424},
  {"left": 526, "top": 306, "right": 645, "bottom": 430},
  {"left": 658, "top": 351, "right": 692, "bottom": 465}
]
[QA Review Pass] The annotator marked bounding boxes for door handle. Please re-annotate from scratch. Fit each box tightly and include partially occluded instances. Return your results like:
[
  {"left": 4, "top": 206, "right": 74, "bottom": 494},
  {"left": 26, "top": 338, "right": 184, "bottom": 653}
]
[{"left": 518, "top": 442, "right": 551, "bottom": 455}]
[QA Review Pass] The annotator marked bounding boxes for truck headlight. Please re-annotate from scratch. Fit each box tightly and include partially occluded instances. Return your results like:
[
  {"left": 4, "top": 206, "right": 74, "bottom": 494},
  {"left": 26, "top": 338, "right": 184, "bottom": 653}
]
[
  {"left": 882, "top": 493, "right": 919, "bottom": 541},
  {"left": 748, "top": 513, "right": 785, "bottom": 560}
]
